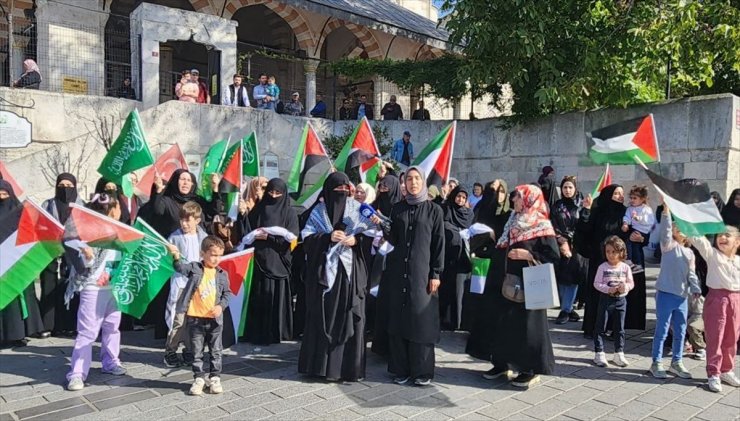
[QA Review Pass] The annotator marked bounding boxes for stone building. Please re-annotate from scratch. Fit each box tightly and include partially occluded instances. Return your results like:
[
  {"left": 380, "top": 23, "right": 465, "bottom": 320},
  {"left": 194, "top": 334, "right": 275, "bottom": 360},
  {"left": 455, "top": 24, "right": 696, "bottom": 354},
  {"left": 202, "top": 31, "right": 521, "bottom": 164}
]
[{"left": 1, "top": 0, "right": 501, "bottom": 119}]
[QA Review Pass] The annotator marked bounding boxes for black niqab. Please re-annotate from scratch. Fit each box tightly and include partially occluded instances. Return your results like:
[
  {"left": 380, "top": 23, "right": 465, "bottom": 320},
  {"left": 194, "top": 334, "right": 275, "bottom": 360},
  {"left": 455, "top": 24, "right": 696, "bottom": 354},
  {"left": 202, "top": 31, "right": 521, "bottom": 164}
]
[
  {"left": 0, "top": 180, "right": 20, "bottom": 218},
  {"left": 372, "top": 175, "right": 401, "bottom": 216},
  {"left": 54, "top": 172, "right": 77, "bottom": 224},
  {"left": 163, "top": 169, "right": 197, "bottom": 204},
  {"left": 722, "top": 188, "right": 740, "bottom": 228},
  {"left": 255, "top": 178, "right": 292, "bottom": 228},
  {"left": 322, "top": 172, "right": 350, "bottom": 227}
]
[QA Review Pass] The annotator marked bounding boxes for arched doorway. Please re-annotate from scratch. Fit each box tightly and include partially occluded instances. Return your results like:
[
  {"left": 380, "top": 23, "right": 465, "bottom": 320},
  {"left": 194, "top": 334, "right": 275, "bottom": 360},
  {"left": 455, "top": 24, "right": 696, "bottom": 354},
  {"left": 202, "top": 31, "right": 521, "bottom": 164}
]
[
  {"left": 321, "top": 25, "right": 374, "bottom": 120},
  {"left": 232, "top": 4, "right": 303, "bottom": 107}
]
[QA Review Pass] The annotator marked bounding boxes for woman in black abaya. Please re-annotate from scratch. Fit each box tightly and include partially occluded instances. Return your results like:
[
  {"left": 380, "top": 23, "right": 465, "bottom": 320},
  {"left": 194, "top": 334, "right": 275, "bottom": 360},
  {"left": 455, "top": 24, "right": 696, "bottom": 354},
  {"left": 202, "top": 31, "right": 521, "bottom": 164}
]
[
  {"left": 439, "top": 185, "right": 474, "bottom": 331},
  {"left": 0, "top": 181, "right": 45, "bottom": 346},
  {"left": 298, "top": 172, "right": 371, "bottom": 382},
  {"left": 39, "top": 173, "right": 83, "bottom": 336},
  {"left": 243, "top": 178, "right": 299, "bottom": 345}
]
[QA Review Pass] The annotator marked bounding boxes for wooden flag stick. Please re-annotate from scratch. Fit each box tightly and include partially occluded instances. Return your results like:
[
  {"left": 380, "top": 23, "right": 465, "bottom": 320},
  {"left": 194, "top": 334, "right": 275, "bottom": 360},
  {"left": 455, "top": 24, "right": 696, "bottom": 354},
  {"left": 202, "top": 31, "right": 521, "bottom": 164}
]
[{"left": 633, "top": 155, "right": 649, "bottom": 170}]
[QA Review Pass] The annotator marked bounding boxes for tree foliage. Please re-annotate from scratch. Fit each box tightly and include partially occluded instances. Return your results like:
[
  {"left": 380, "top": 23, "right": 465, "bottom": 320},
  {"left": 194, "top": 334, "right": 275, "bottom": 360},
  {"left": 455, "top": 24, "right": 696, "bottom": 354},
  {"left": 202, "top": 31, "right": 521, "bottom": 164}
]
[{"left": 439, "top": 0, "right": 740, "bottom": 119}]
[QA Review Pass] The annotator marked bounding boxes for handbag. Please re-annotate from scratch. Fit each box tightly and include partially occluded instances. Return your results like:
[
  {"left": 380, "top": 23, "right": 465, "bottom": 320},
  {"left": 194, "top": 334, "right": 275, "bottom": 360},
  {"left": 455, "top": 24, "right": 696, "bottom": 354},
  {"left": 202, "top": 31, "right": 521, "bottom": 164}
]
[{"left": 501, "top": 250, "right": 540, "bottom": 303}]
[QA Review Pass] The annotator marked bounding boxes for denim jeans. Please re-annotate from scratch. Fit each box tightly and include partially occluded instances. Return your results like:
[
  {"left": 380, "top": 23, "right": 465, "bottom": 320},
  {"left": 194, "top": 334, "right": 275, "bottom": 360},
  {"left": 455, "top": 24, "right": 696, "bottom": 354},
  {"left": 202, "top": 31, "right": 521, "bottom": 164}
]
[
  {"left": 188, "top": 316, "right": 223, "bottom": 379},
  {"left": 558, "top": 284, "right": 579, "bottom": 313},
  {"left": 594, "top": 294, "right": 626, "bottom": 353},
  {"left": 651, "top": 291, "right": 688, "bottom": 363}
]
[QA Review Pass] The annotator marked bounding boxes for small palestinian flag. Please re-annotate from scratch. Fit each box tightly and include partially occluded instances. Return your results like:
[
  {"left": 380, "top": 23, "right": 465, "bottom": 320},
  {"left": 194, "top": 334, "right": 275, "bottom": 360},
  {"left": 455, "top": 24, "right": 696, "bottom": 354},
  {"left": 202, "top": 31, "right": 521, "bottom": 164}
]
[
  {"left": 288, "top": 123, "right": 330, "bottom": 199},
  {"left": 295, "top": 171, "right": 327, "bottom": 209},
  {"left": 64, "top": 203, "right": 145, "bottom": 253},
  {"left": 220, "top": 248, "right": 255, "bottom": 346},
  {"left": 469, "top": 257, "right": 491, "bottom": 295},
  {"left": 412, "top": 121, "right": 457, "bottom": 187},
  {"left": 360, "top": 157, "right": 382, "bottom": 186},
  {"left": 0, "top": 201, "right": 65, "bottom": 310},
  {"left": 645, "top": 169, "right": 725, "bottom": 236},
  {"left": 334, "top": 117, "right": 380, "bottom": 173},
  {"left": 588, "top": 114, "right": 660, "bottom": 165},
  {"left": 591, "top": 164, "right": 612, "bottom": 198},
  {"left": 220, "top": 139, "right": 243, "bottom": 220}
]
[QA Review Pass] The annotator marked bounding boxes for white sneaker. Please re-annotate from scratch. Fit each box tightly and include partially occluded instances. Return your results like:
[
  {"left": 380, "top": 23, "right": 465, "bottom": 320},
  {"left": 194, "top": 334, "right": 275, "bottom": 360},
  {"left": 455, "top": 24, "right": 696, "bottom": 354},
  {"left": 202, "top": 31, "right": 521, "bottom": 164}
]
[
  {"left": 189, "top": 378, "right": 206, "bottom": 396},
  {"left": 67, "top": 377, "right": 84, "bottom": 391},
  {"left": 613, "top": 352, "right": 629, "bottom": 367},
  {"left": 708, "top": 376, "right": 723, "bottom": 393},
  {"left": 594, "top": 352, "right": 608, "bottom": 367},
  {"left": 693, "top": 349, "right": 706, "bottom": 361},
  {"left": 101, "top": 365, "right": 127, "bottom": 376},
  {"left": 209, "top": 376, "right": 223, "bottom": 394},
  {"left": 720, "top": 372, "right": 740, "bottom": 387}
]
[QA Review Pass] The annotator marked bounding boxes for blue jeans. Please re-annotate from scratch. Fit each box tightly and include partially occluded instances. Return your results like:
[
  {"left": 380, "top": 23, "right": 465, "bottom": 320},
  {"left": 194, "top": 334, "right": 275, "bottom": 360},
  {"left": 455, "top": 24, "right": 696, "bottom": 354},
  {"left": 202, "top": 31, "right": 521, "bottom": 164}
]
[
  {"left": 627, "top": 232, "right": 648, "bottom": 267},
  {"left": 652, "top": 290, "right": 688, "bottom": 363},
  {"left": 594, "top": 294, "right": 626, "bottom": 353},
  {"left": 558, "top": 284, "right": 579, "bottom": 313}
]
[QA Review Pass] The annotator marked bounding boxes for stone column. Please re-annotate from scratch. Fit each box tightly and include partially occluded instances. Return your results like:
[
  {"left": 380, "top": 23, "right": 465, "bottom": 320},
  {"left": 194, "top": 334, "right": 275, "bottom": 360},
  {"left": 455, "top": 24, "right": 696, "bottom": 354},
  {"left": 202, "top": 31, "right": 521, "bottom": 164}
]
[
  {"left": 35, "top": 0, "right": 108, "bottom": 94},
  {"left": 452, "top": 99, "right": 462, "bottom": 120},
  {"left": 304, "top": 59, "right": 318, "bottom": 115}
]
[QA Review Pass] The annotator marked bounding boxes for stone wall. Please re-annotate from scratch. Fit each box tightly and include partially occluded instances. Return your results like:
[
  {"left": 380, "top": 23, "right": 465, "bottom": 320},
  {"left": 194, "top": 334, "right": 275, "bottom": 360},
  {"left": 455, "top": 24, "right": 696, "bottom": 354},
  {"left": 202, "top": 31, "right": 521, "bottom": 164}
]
[{"left": 2, "top": 87, "right": 738, "bottom": 204}]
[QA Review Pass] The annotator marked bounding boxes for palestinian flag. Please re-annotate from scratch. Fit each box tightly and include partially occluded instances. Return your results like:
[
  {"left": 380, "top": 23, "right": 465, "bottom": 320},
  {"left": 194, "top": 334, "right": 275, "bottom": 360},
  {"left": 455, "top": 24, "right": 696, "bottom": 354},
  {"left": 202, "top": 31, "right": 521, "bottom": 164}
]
[
  {"left": 0, "top": 201, "right": 65, "bottom": 310},
  {"left": 220, "top": 139, "right": 243, "bottom": 220},
  {"left": 64, "top": 203, "right": 145, "bottom": 253},
  {"left": 411, "top": 121, "right": 457, "bottom": 187},
  {"left": 288, "top": 123, "right": 330, "bottom": 198},
  {"left": 295, "top": 171, "right": 327, "bottom": 208},
  {"left": 588, "top": 114, "right": 660, "bottom": 165},
  {"left": 645, "top": 169, "right": 725, "bottom": 236},
  {"left": 591, "top": 164, "right": 613, "bottom": 198},
  {"left": 135, "top": 143, "right": 188, "bottom": 199},
  {"left": 0, "top": 161, "right": 24, "bottom": 198},
  {"left": 219, "top": 248, "right": 255, "bottom": 345},
  {"left": 360, "top": 157, "right": 382, "bottom": 186},
  {"left": 469, "top": 257, "right": 491, "bottom": 295},
  {"left": 334, "top": 117, "right": 380, "bottom": 173}
]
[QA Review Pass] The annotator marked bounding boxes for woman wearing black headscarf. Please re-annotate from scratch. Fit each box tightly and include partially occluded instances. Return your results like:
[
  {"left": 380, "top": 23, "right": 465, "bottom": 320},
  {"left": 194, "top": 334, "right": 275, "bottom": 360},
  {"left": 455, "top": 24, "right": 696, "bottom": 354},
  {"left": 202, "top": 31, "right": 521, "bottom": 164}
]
[
  {"left": 39, "top": 173, "right": 84, "bottom": 336},
  {"left": 538, "top": 166, "right": 560, "bottom": 209},
  {"left": 0, "top": 181, "right": 45, "bottom": 346},
  {"left": 372, "top": 175, "right": 402, "bottom": 217},
  {"left": 242, "top": 178, "right": 299, "bottom": 345},
  {"left": 721, "top": 188, "right": 740, "bottom": 229},
  {"left": 466, "top": 179, "right": 512, "bottom": 362},
  {"left": 139, "top": 168, "right": 220, "bottom": 339},
  {"left": 577, "top": 184, "right": 640, "bottom": 337},
  {"left": 298, "top": 172, "right": 373, "bottom": 382},
  {"left": 439, "top": 185, "right": 474, "bottom": 331}
]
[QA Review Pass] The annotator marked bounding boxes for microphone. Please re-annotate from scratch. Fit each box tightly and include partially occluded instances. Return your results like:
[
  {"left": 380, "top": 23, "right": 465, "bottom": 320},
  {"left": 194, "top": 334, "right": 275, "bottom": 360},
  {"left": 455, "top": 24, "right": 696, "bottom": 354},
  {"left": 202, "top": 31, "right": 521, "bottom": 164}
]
[{"left": 360, "top": 203, "right": 391, "bottom": 230}]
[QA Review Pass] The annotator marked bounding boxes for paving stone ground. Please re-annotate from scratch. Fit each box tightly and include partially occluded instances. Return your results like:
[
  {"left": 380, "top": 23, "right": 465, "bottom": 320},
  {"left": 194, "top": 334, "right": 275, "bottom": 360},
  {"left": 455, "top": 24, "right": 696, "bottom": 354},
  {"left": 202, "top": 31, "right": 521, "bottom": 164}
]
[{"left": 1, "top": 267, "right": 738, "bottom": 420}]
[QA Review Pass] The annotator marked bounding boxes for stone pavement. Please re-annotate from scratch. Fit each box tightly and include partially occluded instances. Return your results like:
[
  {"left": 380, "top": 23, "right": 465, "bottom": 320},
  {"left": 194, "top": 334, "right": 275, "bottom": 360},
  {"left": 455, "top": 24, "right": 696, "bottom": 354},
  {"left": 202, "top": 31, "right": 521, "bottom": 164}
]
[{"left": 1, "top": 268, "right": 738, "bottom": 421}]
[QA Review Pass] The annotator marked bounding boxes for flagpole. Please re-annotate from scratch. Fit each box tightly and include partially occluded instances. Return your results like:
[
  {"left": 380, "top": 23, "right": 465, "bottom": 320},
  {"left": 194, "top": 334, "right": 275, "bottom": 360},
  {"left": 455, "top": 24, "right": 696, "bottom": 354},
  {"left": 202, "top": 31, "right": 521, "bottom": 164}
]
[
  {"left": 217, "top": 135, "right": 232, "bottom": 170},
  {"left": 633, "top": 155, "right": 649, "bottom": 170}
]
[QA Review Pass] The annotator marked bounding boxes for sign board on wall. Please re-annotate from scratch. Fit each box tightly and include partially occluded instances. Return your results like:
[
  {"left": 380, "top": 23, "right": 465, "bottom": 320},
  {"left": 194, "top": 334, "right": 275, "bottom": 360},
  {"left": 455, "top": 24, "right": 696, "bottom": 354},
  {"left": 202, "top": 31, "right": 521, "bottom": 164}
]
[
  {"left": 62, "top": 76, "right": 88, "bottom": 94},
  {"left": 0, "top": 111, "right": 32, "bottom": 148},
  {"left": 262, "top": 152, "right": 279, "bottom": 180}
]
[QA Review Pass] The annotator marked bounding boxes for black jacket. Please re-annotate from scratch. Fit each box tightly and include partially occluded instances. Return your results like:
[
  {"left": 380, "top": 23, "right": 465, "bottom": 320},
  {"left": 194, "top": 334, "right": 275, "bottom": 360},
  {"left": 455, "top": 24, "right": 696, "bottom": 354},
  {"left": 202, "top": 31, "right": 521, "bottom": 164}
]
[
  {"left": 174, "top": 260, "right": 232, "bottom": 325},
  {"left": 351, "top": 102, "right": 374, "bottom": 120}
]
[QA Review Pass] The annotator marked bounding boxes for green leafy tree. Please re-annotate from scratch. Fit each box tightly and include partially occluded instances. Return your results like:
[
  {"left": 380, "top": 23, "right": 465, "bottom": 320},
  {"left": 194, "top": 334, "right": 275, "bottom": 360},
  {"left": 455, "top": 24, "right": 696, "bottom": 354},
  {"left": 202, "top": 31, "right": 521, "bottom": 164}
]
[{"left": 439, "top": 0, "right": 739, "bottom": 119}]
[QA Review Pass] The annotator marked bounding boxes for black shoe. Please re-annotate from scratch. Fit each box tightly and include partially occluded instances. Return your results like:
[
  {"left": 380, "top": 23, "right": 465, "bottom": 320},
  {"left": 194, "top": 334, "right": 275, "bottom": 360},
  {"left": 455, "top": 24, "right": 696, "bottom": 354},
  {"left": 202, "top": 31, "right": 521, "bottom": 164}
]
[
  {"left": 569, "top": 311, "right": 581, "bottom": 322},
  {"left": 583, "top": 332, "right": 593, "bottom": 340},
  {"left": 482, "top": 366, "right": 513, "bottom": 380},
  {"left": 555, "top": 311, "right": 569, "bottom": 325},
  {"left": 163, "top": 353, "right": 181, "bottom": 368},
  {"left": 511, "top": 372, "right": 541, "bottom": 389},
  {"left": 181, "top": 351, "right": 195, "bottom": 365}
]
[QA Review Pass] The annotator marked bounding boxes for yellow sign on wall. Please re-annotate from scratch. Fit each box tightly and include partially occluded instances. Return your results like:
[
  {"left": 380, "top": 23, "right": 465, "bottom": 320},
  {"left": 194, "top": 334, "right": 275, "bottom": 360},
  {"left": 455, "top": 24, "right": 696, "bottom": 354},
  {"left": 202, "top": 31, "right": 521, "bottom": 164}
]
[{"left": 62, "top": 76, "right": 88, "bottom": 94}]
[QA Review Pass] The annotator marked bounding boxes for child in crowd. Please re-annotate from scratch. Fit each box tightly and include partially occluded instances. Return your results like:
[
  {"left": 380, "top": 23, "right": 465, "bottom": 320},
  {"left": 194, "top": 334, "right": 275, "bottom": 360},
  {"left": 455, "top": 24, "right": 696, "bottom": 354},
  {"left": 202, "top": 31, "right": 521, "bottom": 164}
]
[
  {"left": 688, "top": 226, "right": 740, "bottom": 393},
  {"left": 66, "top": 194, "right": 126, "bottom": 391},
  {"left": 686, "top": 294, "right": 706, "bottom": 361},
  {"left": 622, "top": 185, "right": 655, "bottom": 267},
  {"left": 593, "top": 236, "right": 634, "bottom": 368},
  {"left": 649, "top": 204, "right": 701, "bottom": 379},
  {"left": 163, "top": 201, "right": 207, "bottom": 368},
  {"left": 167, "top": 236, "right": 232, "bottom": 396},
  {"left": 555, "top": 237, "right": 587, "bottom": 325},
  {"left": 267, "top": 75, "right": 280, "bottom": 107}
]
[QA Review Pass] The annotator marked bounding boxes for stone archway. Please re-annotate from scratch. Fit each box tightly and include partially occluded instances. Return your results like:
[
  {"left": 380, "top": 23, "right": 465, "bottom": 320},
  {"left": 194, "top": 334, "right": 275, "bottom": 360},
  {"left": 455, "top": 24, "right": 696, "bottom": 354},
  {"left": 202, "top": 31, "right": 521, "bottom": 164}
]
[
  {"left": 317, "top": 17, "right": 382, "bottom": 60},
  {"left": 217, "top": 0, "right": 315, "bottom": 51}
]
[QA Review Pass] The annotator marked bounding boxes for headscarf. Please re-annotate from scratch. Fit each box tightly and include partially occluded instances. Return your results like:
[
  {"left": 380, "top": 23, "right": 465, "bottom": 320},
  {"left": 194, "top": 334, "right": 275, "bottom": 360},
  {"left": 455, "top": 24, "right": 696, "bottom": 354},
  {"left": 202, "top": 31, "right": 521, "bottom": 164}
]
[
  {"left": 54, "top": 172, "right": 77, "bottom": 224},
  {"left": 496, "top": 184, "right": 556, "bottom": 248},
  {"left": 593, "top": 184, "right": 626, "bottom": 222},
  {"left": 474, "top": 179, "right": 509, "bottom": 226},
  {"left": 445, "top": 185, "right": 474, "bottom": 229},
  {"left": 0, "top": 180, "right": 21, "bottom": 217},
  {"left": 372, "top": 174, "right": 401, "bottom": 216},
  {"left": 22, "top": 59, "right": 41, "bottom": 81},
  {"left": 711, "top": 191, "right": 724, "bottom": 214},
  {"left": 254, "top": 178, "right": 292, "bottom": 228},
  {"left": 722, "top": 188, "right": 740, "bottom": 228},
  {"left": 323, "top": 172, "right": 351, "bottom": 227},
  {"left": 244, "top": 176, "right": 268, "bottom": 207},
  {"left": 558, "top": 176, "right": 582, "bottom": 208},
  {"left": 94, "top": 177, "right": 118, "bottom": 195},
  {"left": 356, "top": 182, "right": 376, "bottom": 204},
  {"left": 537, "top": 166, "right": 554, "bottom": 186},
  {"left": 162, "top": 169, "right": 197, "bottom": 204},
  {"left": 404, "top": 166, "right": 428, "bottom": 206}
]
